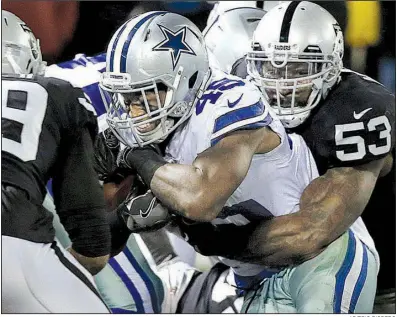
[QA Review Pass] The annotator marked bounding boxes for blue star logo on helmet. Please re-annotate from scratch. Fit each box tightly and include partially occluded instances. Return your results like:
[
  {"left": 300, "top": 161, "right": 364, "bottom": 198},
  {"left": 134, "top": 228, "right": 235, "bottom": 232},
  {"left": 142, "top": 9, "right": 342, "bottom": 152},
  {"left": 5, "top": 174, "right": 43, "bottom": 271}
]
[{"left": 152, "top": 24, "right": 196, "bottom": 70}]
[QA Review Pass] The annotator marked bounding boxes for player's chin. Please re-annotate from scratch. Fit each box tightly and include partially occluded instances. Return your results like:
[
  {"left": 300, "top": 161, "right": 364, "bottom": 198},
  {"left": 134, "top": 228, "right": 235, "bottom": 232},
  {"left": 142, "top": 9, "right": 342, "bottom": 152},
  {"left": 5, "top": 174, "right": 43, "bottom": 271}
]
[{"left": 103, "top": 174, "right": 136, "bottom": 211}]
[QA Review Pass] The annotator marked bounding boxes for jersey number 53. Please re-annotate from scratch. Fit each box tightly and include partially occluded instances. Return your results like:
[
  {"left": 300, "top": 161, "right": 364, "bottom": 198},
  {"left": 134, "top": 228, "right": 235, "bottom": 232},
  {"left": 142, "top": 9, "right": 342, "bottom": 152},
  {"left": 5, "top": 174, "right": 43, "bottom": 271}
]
[{"left": 335, "top": 115, "right": 392, "bottom": 161}]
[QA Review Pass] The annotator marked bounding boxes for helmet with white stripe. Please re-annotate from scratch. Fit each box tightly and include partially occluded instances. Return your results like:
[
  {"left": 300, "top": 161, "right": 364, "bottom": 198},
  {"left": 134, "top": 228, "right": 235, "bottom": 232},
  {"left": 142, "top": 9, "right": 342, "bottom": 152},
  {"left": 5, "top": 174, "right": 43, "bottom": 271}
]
[
  {"left": 204, "top": 7, "right": 266, "bottom": 73},
  {"left": 100, "top": 11, "right": 211, "bottom": 147},
  {"left": 247, "top": 1, "right": 344, "bottom": 128},
  {"left": 2, "top": 10, "right": 46, "bottom": 75}
]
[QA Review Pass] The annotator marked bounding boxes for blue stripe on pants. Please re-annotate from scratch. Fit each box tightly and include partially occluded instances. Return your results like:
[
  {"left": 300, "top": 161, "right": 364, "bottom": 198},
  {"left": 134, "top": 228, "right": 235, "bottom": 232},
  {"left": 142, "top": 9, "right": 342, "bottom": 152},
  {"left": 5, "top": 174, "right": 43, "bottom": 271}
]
[
  {"left": 108, "top": 257, "right": 145, "bottom": 313},
  {"left": 349, "top": 242, "right": 369, "bottom": 312},
  {"left": 334, "top": 230, "right": 356, "bottom": 313},
  {"left": 123, "top": 247, "right": 160, "bottom": 313}
]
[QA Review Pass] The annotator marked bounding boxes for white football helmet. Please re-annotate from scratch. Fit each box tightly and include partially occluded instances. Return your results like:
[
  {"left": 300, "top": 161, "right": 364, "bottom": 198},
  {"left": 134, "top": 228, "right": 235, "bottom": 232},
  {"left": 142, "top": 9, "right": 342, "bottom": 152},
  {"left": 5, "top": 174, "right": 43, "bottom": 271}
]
[
  {"left": 100, "top": 11, "right": 211, "bottom": 148},
  {"left": 2, "top": 10, "right": 46, "bottom": 75},
  {"left": 204, "top": 7, "right": 266, "bottom": 73},
  {"left": 247, "top": 1, "right": 344, "bottom": 128},
  {"left": 206, "top": 1, "right": 284, "bottom": 26}
]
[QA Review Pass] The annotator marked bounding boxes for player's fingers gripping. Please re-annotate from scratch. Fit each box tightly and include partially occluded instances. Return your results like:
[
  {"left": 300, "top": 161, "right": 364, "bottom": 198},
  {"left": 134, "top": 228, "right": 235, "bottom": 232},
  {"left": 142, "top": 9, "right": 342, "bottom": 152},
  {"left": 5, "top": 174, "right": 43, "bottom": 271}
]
[
  {"left": 93, "top": 130, "right": 119, "bottom": 182},
  {"left": 103, "top": 128, "right": 120, "bottom": 153},
  {"left": 119, "top": 190, "right": 172, "bottom": 233}
]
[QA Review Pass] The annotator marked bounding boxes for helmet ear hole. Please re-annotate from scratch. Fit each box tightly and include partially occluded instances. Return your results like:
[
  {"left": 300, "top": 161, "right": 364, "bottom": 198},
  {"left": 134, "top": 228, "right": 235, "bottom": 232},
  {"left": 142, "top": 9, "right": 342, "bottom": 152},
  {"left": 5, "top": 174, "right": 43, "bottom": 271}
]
[{"left": 188, "top": 71, "right": 198, "bottom": 89}]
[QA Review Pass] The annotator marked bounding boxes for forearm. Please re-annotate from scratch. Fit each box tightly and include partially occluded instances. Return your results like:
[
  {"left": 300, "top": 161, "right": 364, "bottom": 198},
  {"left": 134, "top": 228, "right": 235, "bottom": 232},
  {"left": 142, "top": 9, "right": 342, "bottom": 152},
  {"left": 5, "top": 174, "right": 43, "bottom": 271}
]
[
  {"left": 54, "top": 129, "right": 111, "bottom": 258},
  {"left": 235, "top": 159, "right": 385, "bottom": 267},
  {"left": 236, "top": 211, "right": 326, "bottom": 267},
  {"left": 119, "top": 147, "right": 216, "bottom": 220},
  {"left": 121, "top": 128, "right": 271, "bottom": 221},
  {"left": 151, "top": 163, "right": 222, "bottom": 221}
]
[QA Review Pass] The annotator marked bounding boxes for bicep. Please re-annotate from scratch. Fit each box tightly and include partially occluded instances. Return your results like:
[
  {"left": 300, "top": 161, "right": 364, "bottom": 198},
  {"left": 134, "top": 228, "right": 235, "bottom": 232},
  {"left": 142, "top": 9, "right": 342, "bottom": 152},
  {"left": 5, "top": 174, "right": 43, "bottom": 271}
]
[
  {"left": 301, "top": 158, "right": 385, "bottom": 206},
  {"left": 298, "top": 158, "right": 385, "bottom": 243},
  {"left": 192, "top": 128, "right": 265, "bottom": 197}
]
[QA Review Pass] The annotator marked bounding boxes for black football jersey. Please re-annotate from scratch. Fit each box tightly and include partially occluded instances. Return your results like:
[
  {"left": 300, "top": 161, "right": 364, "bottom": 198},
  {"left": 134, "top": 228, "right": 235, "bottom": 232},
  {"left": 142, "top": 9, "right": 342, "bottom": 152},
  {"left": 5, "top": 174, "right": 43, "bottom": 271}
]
[
  {"left": 2, "top": 74, "right": 99, "bottom": 242},
  {"left": 292, "top": 70, "right": 396, "bottom": 291},
  {"left": 292, "top": 70, "right": 395, "bottom": 174}
]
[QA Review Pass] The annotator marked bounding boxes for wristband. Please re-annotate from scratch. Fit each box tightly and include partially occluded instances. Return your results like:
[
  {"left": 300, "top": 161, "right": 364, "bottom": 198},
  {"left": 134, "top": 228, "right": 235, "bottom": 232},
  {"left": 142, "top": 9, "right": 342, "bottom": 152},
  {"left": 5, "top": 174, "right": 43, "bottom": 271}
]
[{"left": 121, "top": 146, "right": 167, "bottom": 186}]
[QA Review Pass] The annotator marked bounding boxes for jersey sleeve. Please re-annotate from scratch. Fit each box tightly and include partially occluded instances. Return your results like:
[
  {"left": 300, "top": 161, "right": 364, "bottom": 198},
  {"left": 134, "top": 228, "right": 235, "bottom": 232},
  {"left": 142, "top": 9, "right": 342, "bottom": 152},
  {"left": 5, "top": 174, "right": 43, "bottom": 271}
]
[
  {"left": 309, "top": 72, "right": 396, "bottom": 168},
  {"left": 45, "top": 78, "right": 99, "bottom": 142},
  {"left": 67, "top": 87, "right": 99, "bottom": 141},
  {"left": 52, "top": 127, "right": 111, "bottom": 257},
  {"left": 209, "top": 79, "right": 273, "bottom": 146}
]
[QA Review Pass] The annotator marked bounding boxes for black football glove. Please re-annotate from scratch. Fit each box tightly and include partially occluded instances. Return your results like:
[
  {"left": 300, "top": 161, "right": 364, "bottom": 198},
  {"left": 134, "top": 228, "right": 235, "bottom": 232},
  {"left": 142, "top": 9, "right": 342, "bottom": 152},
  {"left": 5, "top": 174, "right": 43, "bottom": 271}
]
[
  {"left": 172, "top": 214, "right": 258, "bottom": 258},
  {"left": 116, "top": 189, "right": 172, "bottom": 233},
  {"left": 94, "top": 128, "right": 131, "bottom": 183}
]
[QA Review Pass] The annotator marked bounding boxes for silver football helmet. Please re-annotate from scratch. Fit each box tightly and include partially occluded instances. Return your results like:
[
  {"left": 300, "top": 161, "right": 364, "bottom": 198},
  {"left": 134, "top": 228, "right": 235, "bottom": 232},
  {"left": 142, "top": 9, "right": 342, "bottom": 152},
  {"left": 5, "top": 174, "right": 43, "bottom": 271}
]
[
  {"left": 206, "top": 1, "right": 284, "bottom": 26},
  {"left": 100, "top": 11, "right": 211, "bottom": 148},
  {"left": 2, "top": 10, "right": 46, "bottom": 75},
  {"left": 204, "top": 7, "right": 266, "bottom": 73},
  {"left": 247, "top": 1, "right": 344, "bottom": 128}
]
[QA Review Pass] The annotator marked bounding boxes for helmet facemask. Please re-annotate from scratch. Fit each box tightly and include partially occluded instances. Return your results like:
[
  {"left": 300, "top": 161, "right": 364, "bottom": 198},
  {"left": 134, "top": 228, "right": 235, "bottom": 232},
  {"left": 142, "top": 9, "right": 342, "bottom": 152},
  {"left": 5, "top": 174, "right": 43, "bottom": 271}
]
[
  {"left": 247, "top": 43, "right": 342, "bottom": 128},
  {"left": 100, "top": 66, "right": 207, "bottom": 148}
]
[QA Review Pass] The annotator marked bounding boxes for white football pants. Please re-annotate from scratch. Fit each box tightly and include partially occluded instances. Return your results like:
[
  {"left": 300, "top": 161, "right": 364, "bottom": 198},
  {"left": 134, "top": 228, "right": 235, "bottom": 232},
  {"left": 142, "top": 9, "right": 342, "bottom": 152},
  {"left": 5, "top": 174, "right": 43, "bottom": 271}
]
[{"left": 1, "top": 235, "right": 110, "bottom": 313}]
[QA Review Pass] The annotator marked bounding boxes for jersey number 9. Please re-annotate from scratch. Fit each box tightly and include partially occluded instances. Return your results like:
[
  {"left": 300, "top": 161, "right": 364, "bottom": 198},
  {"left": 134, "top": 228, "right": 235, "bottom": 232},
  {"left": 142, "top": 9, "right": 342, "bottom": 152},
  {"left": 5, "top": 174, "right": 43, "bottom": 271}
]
[{"left": 2, "top": 81, "right": 48, "bottom": 162}]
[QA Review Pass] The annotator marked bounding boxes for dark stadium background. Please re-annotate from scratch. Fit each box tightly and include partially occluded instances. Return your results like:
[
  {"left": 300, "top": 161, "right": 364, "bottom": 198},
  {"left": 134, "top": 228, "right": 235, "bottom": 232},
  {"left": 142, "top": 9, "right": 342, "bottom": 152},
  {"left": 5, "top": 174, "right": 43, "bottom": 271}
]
[{"left": 2, "top": 1, "right": 395, "bottom": 94}]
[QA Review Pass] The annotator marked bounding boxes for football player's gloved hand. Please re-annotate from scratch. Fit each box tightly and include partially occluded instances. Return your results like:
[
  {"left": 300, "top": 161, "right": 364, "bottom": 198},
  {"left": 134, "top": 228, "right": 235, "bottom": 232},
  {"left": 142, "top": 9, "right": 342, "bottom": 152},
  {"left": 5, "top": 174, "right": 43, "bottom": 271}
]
[
  {"left": 116, "top": 189, "right": 172, "bottom": 233},
  {"left": 116, "top": 145, "right": 136, "bottom": 171},
  {"left": 103, "top": 127, "right": 120, "bottom": 152},
  {"left": 94, "top": 128, "right": 131, "bottom": 184},
  {"left": 94, "top": 128, "right": 119, "bottom": 180},
  {"left": 173, "top": 215, "right": 258, "bottom": 258},
  {"left": 172, "top": 216, "right": 217, "bottom": 254}
]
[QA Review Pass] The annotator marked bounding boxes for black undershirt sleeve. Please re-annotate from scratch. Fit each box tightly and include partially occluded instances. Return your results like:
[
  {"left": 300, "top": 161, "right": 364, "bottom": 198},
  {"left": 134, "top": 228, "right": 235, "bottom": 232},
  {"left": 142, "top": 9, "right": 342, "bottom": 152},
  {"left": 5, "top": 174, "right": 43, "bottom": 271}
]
[{"left": 52, "top": 128, "right": 111, "bottom": 257}]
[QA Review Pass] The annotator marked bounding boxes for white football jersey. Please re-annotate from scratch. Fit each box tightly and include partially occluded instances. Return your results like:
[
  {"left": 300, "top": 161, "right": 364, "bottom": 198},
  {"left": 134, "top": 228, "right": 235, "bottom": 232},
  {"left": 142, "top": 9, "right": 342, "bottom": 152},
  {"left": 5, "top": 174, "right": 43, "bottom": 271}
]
[
  {"left": 45, "top": 53, "right": 106, "bottom": 88},
  {"left": 165, "top": 69, "right": 319, "bottom": 277},
  {"left": 44, "top": 53, "right": 108, "bottom": 120}
]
